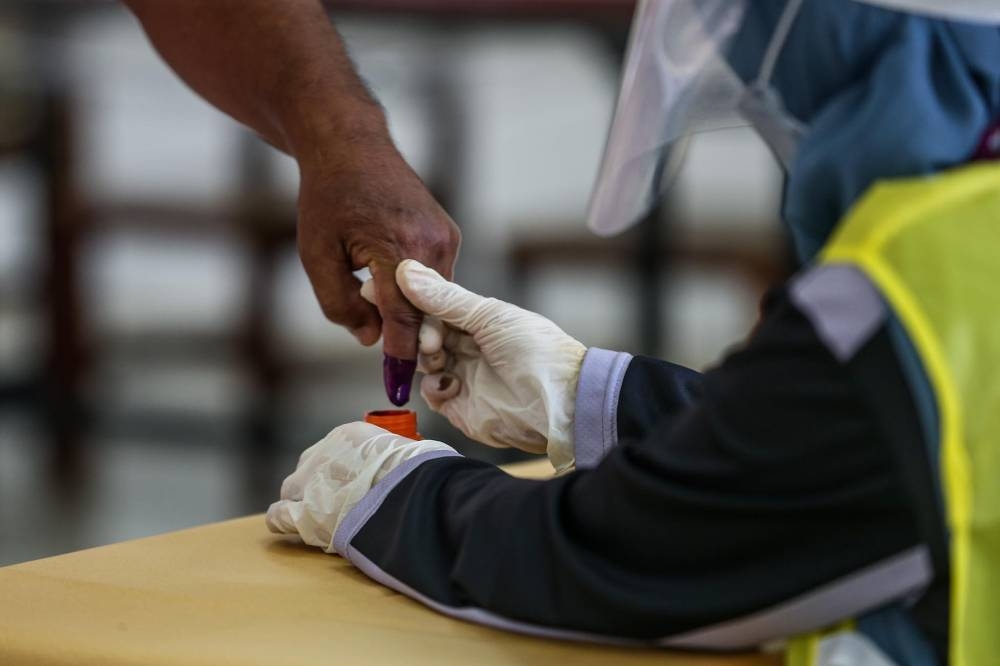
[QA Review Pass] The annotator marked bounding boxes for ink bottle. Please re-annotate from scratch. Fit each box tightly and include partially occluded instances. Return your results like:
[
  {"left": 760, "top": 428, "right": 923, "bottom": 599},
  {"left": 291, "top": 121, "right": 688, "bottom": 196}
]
[{"left": 364, "top": 409, "right": 421, "bottom": 440}]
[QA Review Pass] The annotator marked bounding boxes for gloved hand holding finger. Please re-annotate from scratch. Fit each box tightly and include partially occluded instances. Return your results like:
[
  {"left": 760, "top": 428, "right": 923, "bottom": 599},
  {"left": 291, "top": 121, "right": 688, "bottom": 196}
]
[
  {"left": 266, "top": 421, "right": 457, "bottom": 553},
  {"left": 396, "top": 260, "right": 587, "bottom": 472}
]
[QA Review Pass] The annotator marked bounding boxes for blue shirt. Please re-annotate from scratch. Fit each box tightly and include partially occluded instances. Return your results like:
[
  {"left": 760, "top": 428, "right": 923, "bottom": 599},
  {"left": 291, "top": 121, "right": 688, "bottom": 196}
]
[{"left": 728, "top": 0, "right": 1000, "bottom": 260}]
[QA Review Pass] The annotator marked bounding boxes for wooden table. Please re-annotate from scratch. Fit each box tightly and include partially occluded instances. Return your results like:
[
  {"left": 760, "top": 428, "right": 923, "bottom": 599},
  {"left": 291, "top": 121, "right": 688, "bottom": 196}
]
[{"left": 0, "top": 460, "right": 780, "bottom": 665}]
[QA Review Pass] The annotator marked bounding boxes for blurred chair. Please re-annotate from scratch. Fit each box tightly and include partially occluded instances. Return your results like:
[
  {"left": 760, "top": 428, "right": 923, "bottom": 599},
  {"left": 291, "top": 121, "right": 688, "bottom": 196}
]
[
  {"left": 510, "top": 126, "right": 793, "bottom": 364},
  {"left": 0, "top": 4, "right": 92, "bottom": 490}
]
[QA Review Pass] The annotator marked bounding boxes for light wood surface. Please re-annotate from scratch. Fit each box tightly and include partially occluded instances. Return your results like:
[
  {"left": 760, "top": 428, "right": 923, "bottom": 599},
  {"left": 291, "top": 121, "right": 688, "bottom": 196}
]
[{"left": 0, "top": 459, "right": 780, "bottom": 666}]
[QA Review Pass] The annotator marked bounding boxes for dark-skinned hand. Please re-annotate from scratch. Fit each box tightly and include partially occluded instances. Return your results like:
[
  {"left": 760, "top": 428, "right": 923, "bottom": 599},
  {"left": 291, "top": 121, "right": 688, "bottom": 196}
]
[{"left": 296, "top": 136, "right": 461, "bottom": 375}]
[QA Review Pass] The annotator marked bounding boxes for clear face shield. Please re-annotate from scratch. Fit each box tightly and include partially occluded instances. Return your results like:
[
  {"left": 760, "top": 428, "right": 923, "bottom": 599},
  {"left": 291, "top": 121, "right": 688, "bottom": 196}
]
[{"left": 586, "top": 0, "right": 806, "bottom": 237}]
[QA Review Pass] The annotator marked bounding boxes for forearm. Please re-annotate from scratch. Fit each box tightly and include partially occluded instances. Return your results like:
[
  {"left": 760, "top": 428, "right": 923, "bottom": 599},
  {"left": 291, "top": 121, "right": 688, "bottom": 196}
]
[
  {"left": 337, "top": 336, "right": 924, "bottom": 647},
  {"left": 123, "top": 0, "right": 392, "bottom": 161},
  {"left": 572, "top": 349, "right": 702, "bottom": 468}
]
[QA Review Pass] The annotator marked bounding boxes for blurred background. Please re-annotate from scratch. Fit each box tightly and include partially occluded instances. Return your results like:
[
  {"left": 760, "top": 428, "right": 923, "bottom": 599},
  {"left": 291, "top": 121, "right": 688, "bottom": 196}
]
[{"left": 0, "top": 0, "right": 790, "bottom": 566}]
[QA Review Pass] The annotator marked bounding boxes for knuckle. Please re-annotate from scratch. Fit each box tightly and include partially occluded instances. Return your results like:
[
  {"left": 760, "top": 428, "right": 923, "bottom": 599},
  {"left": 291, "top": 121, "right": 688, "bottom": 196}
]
[
  {"left": 393, "top": 219, "right": 460, "bottom": 260},
  {"left": 393, "top": 222, "right": 424, "bottom": 249},
  {"left": 444, "top": 223, "right": 462, "bottom": 251},
  {"left": 428, "top": 222, "right": 461, "bottom": 255}
]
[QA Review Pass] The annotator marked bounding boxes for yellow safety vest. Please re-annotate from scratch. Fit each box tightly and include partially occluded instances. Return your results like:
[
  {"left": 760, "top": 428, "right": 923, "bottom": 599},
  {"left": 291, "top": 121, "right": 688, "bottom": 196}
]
[{"left": 786, "top": 161, "right": 1000, "bottom": 665}]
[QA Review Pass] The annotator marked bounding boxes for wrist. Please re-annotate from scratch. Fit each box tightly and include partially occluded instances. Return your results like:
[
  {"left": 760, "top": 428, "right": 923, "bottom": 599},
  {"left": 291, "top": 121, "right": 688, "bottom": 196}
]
[
  {"left": 275, "top": 90, "right": 394, "bottom": 168},
  {"left": 545, "top": 342, "right": 588, "bottom": 474}
]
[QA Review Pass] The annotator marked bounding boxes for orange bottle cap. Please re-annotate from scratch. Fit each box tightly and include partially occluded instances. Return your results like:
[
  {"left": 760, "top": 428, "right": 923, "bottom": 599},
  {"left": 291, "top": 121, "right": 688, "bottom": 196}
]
[{"left": 364, "top": 409, "right": 421, "bottom": 440}]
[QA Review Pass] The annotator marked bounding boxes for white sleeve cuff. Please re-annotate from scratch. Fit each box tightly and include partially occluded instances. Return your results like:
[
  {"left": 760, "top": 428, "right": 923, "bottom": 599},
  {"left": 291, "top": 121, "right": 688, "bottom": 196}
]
[{"left": 571, "top": 348, "right": 633, "bottom": 469}]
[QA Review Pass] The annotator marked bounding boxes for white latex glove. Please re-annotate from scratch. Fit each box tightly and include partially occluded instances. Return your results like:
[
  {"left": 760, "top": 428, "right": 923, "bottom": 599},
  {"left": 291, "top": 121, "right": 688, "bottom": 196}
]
[
  {"left": 369, "top": 260, "right": 586, "bottom": 473},
  {"left": 265, "top": 421, "right": 455, "bottom": 553}
]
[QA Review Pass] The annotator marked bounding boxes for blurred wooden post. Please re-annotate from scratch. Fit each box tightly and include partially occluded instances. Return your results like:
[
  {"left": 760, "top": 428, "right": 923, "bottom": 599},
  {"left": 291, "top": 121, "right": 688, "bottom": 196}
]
[
  {"left": 636, "top": 203, "right": 665, "bottom": 356},
  {"left": 37, "top": 89, "right": 89, "bottom": 490},
  {"left": 237, "top": 134, "right": 293, "bottom": 502}
]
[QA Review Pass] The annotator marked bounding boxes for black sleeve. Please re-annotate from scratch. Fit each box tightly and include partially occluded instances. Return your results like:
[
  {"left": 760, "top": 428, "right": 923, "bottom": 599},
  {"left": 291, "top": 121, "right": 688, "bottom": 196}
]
[
  {"left": 346, "top": 289, "right": 923, "bottom": 646},
  {"left": 616, "top": 356, "right": 703, "bottom": 443}
]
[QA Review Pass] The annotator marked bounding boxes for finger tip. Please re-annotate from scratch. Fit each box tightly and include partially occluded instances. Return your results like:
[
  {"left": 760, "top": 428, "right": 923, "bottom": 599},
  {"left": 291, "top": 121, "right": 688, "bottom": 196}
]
[
  {"left": 418, "top": 321, "right": 444, "bottom": 354},
  {"left": 264, "top": 505, "right": 284, "bottom": 532},
  {"left": 383, "top": 354, "right": 418, "bottom": 406},
  {"left": 352, "top": 326, "right": 381, "bottom": 346},
  {"left": 396, "top": 259, "right": 441, "bottom": 289},
  {"left": 397, "top": 258, "right": 418, "bottom": 272}
]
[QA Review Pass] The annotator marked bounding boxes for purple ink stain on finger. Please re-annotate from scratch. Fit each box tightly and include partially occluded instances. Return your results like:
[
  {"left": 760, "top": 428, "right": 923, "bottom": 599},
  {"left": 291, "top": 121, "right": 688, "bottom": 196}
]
[{"left": 384, "top": 355, "right": 417, "bottom": 406}]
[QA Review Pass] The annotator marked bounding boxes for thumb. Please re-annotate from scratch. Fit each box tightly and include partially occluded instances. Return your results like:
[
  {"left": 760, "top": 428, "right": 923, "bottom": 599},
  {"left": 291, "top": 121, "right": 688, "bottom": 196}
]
[{"left": 396, "top": 259, "right": 487, "bottom": 332}]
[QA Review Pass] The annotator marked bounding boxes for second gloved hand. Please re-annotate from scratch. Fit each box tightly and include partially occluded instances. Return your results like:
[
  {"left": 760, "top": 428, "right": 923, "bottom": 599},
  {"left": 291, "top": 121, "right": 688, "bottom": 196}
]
[
  {"left": 395, "top": 260, "right": 586, "bottom": 472},
  {"left": 266, "top": 422, "right": 456, "bottom": 553}
]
